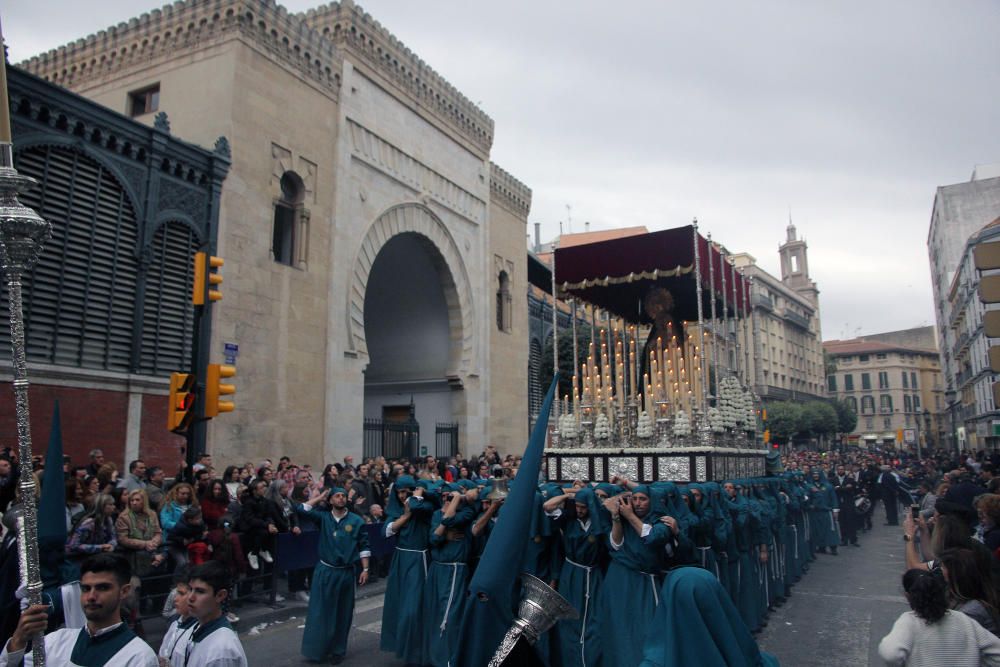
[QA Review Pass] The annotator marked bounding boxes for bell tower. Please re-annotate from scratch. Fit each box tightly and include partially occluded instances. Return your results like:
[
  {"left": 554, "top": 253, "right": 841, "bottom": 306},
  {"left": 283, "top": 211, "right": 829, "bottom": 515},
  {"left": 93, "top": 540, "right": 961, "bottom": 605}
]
[{"left": 779, "top": 221, "right": 818, "bottom": 305}]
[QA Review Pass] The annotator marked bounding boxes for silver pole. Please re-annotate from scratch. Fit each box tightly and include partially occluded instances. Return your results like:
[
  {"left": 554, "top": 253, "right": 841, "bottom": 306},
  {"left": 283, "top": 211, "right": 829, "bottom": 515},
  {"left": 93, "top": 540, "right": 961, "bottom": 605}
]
[
  {"left": 571, "top": 298, "right": 579, "bottom": 424},
  {"left": 749, "top": 275, "right": 762, "bottom": 390},
  {"left": 692, "top": 219, "right": 706, "bottom": 412},
  {"left": 550, "top": 241, "right": 560, "bottom": 423},
  {"left": 740, "top": 270, "right": 751, "bottom": 388},
  {"left": 720, "top": 248, "right": 729, "bottom": 377},
  {"left": 707, "top": 233, "right": 718, "bottom": 404},
  {"left": 0, "top": 29, "right": 52, "bottom": 664}
]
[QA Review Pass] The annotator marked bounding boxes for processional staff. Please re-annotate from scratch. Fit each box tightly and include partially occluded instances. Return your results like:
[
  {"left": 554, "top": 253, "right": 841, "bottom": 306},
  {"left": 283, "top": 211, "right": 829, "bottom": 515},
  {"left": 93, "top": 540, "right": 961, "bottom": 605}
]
[{"left": 0, "top": 21, "right": 53, "bottom": 666}]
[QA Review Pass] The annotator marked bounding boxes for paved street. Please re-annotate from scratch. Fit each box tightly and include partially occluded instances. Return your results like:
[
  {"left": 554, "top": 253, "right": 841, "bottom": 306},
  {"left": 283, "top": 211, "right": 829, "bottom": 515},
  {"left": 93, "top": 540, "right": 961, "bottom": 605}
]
[{"left": 234, "top": 514, "right": 907, "bottom": 666}]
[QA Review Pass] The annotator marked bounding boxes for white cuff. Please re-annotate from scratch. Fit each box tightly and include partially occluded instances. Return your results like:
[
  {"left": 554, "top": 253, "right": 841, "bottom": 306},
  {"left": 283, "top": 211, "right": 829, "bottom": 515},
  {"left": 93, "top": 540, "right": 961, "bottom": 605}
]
[
  {"left": 609, "top": 533, "right": 623, "bottom": 550},
  {"left": 640, "top": 524, "right": 652, "bottom": 538},
  {"left": 359, "top": 550, "right": 372, "bottom": 559},
  {"left": 385, "top": 522, "right": 397, "bottom": 538},
  {"left": 544, "top": 508, "right": 563, "bottom": 519}
]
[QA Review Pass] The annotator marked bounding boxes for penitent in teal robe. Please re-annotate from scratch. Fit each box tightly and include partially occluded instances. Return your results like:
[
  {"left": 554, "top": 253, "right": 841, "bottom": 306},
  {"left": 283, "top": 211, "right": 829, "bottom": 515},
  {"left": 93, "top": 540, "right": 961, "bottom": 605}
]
[
  {"left": 639, "top": 566, "right": 780, "bottom": 667},
  {"left": 425, "top": 503, "right": 476, "bottom": 667},
  {"left": 598, "top": 512, "right": 668, "bottom": 667},
  {"left": 296, "top": 505, "right": 370, "bottom": 662},
  {"left": 379, "top": 488, "right": 432, "bottom": 664}
]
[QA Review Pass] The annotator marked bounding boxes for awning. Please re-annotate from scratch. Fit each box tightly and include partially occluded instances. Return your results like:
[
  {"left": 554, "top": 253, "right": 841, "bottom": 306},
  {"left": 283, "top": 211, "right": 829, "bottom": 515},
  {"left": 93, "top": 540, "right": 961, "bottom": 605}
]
[{"left": 554, "top": 225, "right": 750, "bottom": 323}]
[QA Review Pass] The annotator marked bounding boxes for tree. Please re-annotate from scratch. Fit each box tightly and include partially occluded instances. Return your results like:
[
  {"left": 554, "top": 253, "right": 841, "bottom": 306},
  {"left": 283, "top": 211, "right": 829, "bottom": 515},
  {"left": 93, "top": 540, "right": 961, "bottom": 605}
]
[
  {"left": 832, "top": 398, "right": 858, "bottom": 437},
  {"left": 766, "top": 402, "right": 803, "bottom": 444},
  {"left": 540, "top": 323, "right": 593, "bottom": 398},
  {"left": 801, "top": 401, "right": 838, "bottom": 446}
]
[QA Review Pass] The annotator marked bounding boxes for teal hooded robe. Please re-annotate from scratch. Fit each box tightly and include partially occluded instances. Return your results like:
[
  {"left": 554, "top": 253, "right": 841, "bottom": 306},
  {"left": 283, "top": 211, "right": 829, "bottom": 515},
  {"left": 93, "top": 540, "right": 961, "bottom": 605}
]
[
  {"left": 639, "top": 566, "right": 780, "bottom": 667},
  {"left": 379, "top": 475, "right": 432, "bottom": 663}
]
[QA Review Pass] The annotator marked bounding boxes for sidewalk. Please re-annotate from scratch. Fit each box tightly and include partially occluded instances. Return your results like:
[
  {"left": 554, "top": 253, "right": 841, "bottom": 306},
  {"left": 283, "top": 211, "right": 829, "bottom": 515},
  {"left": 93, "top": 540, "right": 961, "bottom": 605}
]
[{"left": 757, "top": 516, "right": 908, "bottom": 666}]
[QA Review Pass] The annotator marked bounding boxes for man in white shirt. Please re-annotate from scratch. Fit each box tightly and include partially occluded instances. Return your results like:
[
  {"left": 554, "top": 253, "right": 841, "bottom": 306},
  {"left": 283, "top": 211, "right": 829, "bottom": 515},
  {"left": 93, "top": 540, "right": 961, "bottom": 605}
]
[
  {"left": 0, "top": 553, "right": 157, "bottom": 666},
  {"left": 182, "top": 561, "right": 247, "bottom": 667}
]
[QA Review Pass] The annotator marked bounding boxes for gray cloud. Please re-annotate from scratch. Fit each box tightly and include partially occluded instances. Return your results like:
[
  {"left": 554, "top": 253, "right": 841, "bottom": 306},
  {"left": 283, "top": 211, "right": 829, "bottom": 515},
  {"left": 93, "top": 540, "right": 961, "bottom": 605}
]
[{"left": 5, "top": 0, "right": 999, "bottom": 340}]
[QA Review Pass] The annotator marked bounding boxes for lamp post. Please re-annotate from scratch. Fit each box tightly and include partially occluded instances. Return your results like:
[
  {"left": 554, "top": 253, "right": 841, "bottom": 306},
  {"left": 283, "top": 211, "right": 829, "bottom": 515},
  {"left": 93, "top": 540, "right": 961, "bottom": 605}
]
[{"left": 0, "top": 25, "right": 52, "bottom": 666}]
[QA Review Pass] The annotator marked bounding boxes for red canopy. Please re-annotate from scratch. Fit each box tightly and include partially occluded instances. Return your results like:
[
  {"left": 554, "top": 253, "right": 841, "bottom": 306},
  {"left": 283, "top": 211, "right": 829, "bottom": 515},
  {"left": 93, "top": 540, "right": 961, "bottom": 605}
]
[{"left": 553, "top": 225, "right": 750, "bottom": 324}]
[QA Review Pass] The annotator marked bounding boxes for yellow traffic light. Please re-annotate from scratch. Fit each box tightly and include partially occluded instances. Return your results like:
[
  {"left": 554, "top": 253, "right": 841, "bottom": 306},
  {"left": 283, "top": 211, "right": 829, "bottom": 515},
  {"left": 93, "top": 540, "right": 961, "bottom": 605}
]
[
  {"left": 205, "top": 363, "right": 236, "bottom": 418},
  {"left": 193, "top": 252, "right": 224, "bottom": 306},
  {"left": 167, "top": 372, "right": 196, "bottom": 432},
  {"left": 763, "top": 428, "right": 770, "bottom": 444}
]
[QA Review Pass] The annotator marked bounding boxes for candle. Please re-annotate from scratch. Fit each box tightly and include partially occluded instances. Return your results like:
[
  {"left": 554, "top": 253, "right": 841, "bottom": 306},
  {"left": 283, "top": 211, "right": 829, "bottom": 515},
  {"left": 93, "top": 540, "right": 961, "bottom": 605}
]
[{"left": 0, "top": 42, "right": 10, "bottom": 143}]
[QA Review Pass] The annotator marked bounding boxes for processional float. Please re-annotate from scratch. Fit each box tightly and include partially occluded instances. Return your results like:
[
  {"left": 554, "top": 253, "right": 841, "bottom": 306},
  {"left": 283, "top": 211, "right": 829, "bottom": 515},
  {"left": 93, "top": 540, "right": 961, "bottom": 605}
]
[{"left": 545, "top": 222, "right": 766, "bottom": 484}]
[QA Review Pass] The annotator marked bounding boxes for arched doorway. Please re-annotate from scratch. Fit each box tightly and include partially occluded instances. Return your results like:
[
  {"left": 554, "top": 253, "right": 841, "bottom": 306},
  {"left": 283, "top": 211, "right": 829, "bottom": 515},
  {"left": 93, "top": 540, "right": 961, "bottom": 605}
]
[{"left": 363, "top": 232, "right": 459, "bottom": 456}]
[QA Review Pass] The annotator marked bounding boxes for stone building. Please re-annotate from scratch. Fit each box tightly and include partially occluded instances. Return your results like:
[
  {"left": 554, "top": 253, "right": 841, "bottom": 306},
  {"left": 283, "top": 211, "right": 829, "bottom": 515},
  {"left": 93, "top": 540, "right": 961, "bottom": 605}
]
[
  {"left": 824, "top": 328, "right": 944, "bottom": 450},
  {"left": 18, "top": 0, "right": 532, "bottom": 464},
  {"left": 732, "top": 223, "right": 825, "bottom": 404},
  {"left": 928, "top": 172, "right": 1000, "bottom": 451},
  {"left": 943, "top": 219, "right": 1000, "bottom": 451}
]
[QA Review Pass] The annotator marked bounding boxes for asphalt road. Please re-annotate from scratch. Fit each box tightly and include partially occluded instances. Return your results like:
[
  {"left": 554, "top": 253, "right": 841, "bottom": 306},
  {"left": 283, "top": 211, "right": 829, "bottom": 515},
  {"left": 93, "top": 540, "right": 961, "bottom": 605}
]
[{"left": 238, "top": 512, "right": 907, "bottom": 666}]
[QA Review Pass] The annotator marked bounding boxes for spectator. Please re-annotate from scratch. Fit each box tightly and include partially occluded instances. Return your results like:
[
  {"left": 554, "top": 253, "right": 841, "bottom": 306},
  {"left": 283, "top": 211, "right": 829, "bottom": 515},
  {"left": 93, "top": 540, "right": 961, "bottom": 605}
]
[
  {"left": 267, "top": 479, "right": 310, "bottom": 601},
  {"left": 82, "top": 475, "right": 100, "bottom": 508},
  {"left": 66, "top": 492, "right": 117, "bottom": 564},
  {"left": 96, "top": 463, "right": 119, "bottom": 495},
  {"left": 85, "top": 448, "right": 105, "bottom": 477},
  {"left": 64, "top": 478, "right": 85, "bottom": 531},
  {"left": 939, "top": 547, "right": 1000, "bottom": 636},
  {"left": 145, "top": 466, "right": 166, "bottom": 512},
  {"left": 238, "top": 479, "right": 283, "bottom": 570},
  {"left": 222, "top": 465, "right": 244, "bottom": 500},
  {"left": 123, "top": 460, "right": 147, "bottom": 492},
  {"left": 0, "top": 455, "right": 16, "bottom": 513},
  {"left": 878, "top": 568, "right": 1000, "bottom": 665},
  {"left": 167, "top": 507, "right": 211, "bottom": 569},
  {"left": 160, "top": 482, "right": 198, "bottom": 547},
  {"left": 321, "top": 464, "right": 339, "bottom": 490},
  {"left": 976, "top": 494, "right": 1000, "bottom": 554},
  {"left": 201, "top": 480, "right": 232, "bottom": 530},
  {"left": 116, "top": 489, "right": 167, "bottom": 616}
]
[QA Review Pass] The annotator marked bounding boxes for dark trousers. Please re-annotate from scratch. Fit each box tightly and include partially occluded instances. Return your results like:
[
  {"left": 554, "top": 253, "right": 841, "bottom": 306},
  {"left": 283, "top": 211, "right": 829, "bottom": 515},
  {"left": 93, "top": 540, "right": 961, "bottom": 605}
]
[
  {"left": 883, "top": 493, "right": 899, "bottom": 525},
  {"left": 840, "top": 513, "right": 859, "bottom": 545}
]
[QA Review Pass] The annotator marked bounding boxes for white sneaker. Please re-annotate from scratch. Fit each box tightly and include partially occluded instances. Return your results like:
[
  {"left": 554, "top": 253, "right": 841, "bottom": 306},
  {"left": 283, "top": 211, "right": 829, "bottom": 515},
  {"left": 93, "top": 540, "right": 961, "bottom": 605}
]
[
  {"left": 273, "top": 594, "right": 285, "bottom": 602},
  {"left": 294, "top": 591, "right": 310, "bottom": 602},
  {"left": 247, "top": 553, "right": 259, "bottom": 570},
  {"left": 260, "top": 550, "right": 274, "bottom": 564},
  {"left": 226, "top": 612, "right": 240, "bottom": 623}
]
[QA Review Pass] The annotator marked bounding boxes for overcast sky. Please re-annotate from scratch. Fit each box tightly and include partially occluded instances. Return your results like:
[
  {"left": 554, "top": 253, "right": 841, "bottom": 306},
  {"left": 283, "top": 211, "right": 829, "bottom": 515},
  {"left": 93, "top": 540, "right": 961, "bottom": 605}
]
[{"left": 5, "top": 1, "right": 1000, "bottom": 341}]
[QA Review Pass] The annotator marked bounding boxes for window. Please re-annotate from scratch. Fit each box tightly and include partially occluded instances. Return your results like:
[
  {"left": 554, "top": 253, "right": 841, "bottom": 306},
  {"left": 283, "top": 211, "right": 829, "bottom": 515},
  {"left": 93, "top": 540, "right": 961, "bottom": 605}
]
[
  {"left": 865, "top": 417, "right": 874, "bottom": 429},
  {"left": 861, "top": 395, "right": 875, "bottom": 414},
  {"left": 880, "top": 394, "right": 893, "bottom": 413},
  {"left": 904, "top": 395, "right": 912, "bottom": 413},
  {"left": 884, "top": 417, "right": 892, "bottom": 429},
  {"left": 911, "top": 372, "right": 918, "bottom": 389},
  {"left": 827, "top": 375, "right": 837, "bottom": 392},
  {"left": 128, "top": 84, "right": 160, "bottom": 117},
  {"left": 902, "top": 371, "right": 908, "bottom": 389},
  {"left": 878, "top": 371, "right": 889, "bottom": 389},
  {"left": 846, "top": 396, "right": 858, "bottom": 413},
  {"left": 876, "top": 353, "right": 887, "bottom": 360},
  {"left": 845, "top": 374, "right": 854, "bottom": 391},
  {"left": 859, "top": 354, "right": 870, "bottom": 362},
  {"left": 861, "top": 373, "right": 871, "bottom": 390},
  {"left": 272, "top": 171, "right": 307, "bottom": 267},
  {"left": 496, "top": 271, "right": 512, "bottom": 332}
]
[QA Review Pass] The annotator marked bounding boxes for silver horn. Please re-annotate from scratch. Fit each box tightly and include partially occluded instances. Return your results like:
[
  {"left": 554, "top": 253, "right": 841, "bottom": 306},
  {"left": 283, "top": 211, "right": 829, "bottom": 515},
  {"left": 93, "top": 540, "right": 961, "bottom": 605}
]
[
  {"left": 485, "top": 478, "right": 510, "bottom": 502},
  {"left": 487, "top": 573, "right": 579, "bottom": 667}
]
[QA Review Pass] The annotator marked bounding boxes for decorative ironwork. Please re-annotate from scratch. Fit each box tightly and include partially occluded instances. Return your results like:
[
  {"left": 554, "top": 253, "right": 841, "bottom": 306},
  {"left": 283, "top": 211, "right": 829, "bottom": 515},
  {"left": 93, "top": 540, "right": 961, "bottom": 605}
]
[
  {"left": 643, "top": 457, "right": 653, "bottom": 481},
  {"left": 562, "top": 457, "right": 590, "bottom": 481},
  {"left": 435, "top": 422, "right": 459, "bottom": 458},
  {"left": 608, "top": 456, "right": 639, "bottom": 481},
  {"left": 695, "top": 456, "right": 707, "bottom": 482},
  {"left": 658, "top": 456, "right": 689, "bottom": 482}
]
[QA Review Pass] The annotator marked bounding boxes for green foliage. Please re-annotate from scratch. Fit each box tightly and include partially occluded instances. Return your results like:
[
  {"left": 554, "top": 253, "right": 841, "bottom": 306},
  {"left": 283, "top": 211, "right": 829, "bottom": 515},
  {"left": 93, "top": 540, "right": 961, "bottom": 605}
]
[
  {"left": 832, "top": 398, "right": 858, "bottom": 434},
  {"left": 766, "top": 402, "right": 802, "bottom": 443},
  {"left": 801, "top": 401, "right": 838, "bottom": 438}
]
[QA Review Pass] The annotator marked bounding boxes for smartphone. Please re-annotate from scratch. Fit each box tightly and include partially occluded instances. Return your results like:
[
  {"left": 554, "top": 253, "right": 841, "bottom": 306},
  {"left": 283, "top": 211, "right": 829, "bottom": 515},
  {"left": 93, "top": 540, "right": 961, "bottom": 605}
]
[{"left": 910, "top": 504, "right": 920, "bottom": 520}]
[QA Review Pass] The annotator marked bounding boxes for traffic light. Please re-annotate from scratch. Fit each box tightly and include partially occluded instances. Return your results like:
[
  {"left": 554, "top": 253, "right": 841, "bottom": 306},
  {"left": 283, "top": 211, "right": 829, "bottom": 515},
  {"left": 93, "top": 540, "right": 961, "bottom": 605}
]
[
  {"left": 974, "top": 240, "right": 1000, "bottom": 405},
  {"left": 205, "top": 363, "right": 236, "bottom": 418},
  {"left": 192, "top": 252, "right": 224, "bottom": 306},
  {"left": 167, "top": 372, "right": 196, "bottom": 432}
]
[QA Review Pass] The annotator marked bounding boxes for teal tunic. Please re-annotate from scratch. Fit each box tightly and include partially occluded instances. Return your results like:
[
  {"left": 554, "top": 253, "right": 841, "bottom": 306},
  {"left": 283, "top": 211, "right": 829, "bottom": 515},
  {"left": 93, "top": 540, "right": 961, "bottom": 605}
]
[
  {"left": 554, "top": 510, "right": 605, "bottom": 667},
  {"left": 726, "top": 489, "right": 758, "bottom": 631},
  {"left": 807, "top": 476, "right": 839, "bottom": 550},
  {"left": 639, "top": 567, "right": 780, "bottom": 667},
  {"left": 380, "top": 493, "right": 432, "bottom": 663},
  {"left": 425, "top": 504, "right": 476, "bottom": 667},
  {"left": 296, "top": 505, "right": 369, "bottom": 661},
  {"left": 598, "top": 514, "right": 669, "bottom": 667}
]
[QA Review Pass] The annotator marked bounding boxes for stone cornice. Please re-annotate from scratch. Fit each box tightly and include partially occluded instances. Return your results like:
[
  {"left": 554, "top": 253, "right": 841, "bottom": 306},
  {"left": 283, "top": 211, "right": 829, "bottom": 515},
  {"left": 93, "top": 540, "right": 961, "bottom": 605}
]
[
  {"left": 489, "top": 162, "right": 532, "bottom": 219},
  {"left": 18, "top": 0, "right": 341, "bottom": 101},
  {"left": 300, "top": 1, "right": 494, "bottom": 155}
]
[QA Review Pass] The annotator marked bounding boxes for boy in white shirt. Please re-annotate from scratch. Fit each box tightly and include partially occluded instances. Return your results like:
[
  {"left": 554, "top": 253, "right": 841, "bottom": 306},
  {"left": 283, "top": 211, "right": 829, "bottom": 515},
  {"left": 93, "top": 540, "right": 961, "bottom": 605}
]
[
  {"left": 158, "top": 577, "right": 196, "bottom": 667},
  {"left": 182, "top": 561, "right": 247, "bottom": 667}
]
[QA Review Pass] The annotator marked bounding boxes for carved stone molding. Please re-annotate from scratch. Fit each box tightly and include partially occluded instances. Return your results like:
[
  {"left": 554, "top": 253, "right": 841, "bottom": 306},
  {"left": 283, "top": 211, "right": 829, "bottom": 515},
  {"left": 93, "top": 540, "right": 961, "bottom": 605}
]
[
  {"left": 489, "top": 161, "right": 532, "bottom": 219},
  {"left": 347, "top": 120, "right": 486, "bottom": 224}
]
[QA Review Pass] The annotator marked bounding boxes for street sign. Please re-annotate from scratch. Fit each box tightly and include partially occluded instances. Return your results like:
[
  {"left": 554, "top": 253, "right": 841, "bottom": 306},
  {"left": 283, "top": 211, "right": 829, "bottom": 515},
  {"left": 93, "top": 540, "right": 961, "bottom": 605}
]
[
  {"left": 903, "top": 428, "right": 916, "bottom": 445},
  {"left": 224, "top": 342, "right": 239, "bottom": 365}
]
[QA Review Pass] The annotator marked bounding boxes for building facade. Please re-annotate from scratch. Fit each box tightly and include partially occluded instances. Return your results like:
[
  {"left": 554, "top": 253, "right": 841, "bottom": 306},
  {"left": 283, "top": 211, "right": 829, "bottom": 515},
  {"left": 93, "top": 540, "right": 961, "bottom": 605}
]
[
  {"left": 824, "top": 329, "right": 944, "bottom": 450},
  {"left": 732, "top": 224, "right": 825, "bottom": 404},
  {"left": 16, "top": 0, "right": 532, "bottom": 464},
  {"left": 928, "top": 173, "right": 1000, "bottom": 451},
  {"left": 0, "top": 66, "right": 229, "bottom": 470},
  {"left": 944, "top": 220, "right": 1000, "bottom": 451}
]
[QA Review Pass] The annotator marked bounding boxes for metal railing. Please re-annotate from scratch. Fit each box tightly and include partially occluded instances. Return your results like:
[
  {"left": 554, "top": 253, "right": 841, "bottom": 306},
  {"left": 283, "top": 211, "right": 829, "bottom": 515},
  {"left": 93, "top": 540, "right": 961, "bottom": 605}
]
[
  {"left": 363, "top": 417, "right": 420, "bottom": 459},
  {"left": 435, "top": 422, "right": 459, "bottom": 458}
]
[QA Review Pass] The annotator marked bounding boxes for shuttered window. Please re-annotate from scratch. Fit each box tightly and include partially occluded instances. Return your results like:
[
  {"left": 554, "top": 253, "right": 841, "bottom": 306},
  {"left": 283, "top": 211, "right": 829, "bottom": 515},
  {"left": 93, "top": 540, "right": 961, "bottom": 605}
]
[
  {"left": 1, "top": 146, "right": 139, "bottom": 372},
  {"left": 140, "top": 221, "right": 196, "bottom": 374}
]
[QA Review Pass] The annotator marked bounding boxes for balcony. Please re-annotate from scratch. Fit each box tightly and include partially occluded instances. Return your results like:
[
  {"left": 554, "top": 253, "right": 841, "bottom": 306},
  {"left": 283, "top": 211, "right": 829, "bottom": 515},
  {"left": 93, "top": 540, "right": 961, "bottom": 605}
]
[
  {"left": 782, "top": 308, "right": 811, "bottom": 330},
  {"left": 753, "top": 294, "right": 774, "bottom": 312}
]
